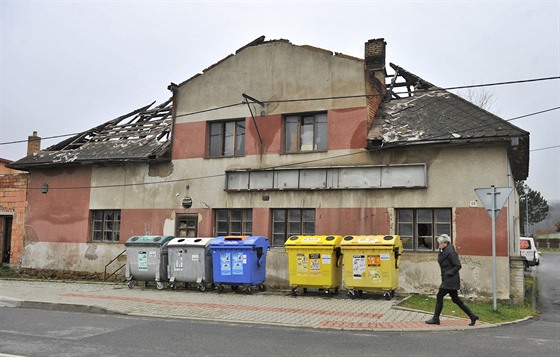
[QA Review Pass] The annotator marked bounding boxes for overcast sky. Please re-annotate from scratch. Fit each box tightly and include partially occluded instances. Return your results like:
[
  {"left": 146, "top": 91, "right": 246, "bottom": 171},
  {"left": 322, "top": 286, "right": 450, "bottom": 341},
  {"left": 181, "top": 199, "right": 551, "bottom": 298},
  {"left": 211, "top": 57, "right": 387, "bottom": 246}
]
[{"left": 1, "top": 0, "right": 559, "bottom": 202}]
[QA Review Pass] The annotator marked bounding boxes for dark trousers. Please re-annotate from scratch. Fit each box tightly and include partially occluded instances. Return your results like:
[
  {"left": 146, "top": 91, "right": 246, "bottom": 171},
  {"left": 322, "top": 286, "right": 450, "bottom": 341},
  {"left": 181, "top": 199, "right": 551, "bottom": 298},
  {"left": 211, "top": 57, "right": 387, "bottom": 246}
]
[{"left": 434, "top": 288, "right": 475, "bottom": 318}]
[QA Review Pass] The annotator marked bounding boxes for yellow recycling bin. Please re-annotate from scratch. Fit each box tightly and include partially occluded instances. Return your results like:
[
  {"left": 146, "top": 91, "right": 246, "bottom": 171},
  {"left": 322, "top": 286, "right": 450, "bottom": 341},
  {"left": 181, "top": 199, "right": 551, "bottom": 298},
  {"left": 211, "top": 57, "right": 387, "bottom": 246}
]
[
  {"left": 284, "top": 235, "right": 343, "bottom": 296},
  {"left": 340, "top": 235, "right": 403, "bottom": 300}
]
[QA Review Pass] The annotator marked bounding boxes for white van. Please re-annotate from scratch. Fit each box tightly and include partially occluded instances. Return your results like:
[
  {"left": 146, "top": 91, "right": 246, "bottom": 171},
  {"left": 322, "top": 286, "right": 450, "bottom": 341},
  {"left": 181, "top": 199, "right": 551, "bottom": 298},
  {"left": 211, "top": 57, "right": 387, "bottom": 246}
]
[{"left": 520, "top": 237, "right": 540, "bottom": 269}]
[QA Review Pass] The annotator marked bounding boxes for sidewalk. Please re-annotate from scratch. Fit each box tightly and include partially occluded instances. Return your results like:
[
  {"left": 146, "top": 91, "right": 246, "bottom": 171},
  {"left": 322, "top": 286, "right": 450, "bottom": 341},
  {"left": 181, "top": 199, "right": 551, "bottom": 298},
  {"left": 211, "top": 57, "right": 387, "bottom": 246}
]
[{"left": 0, "top": 279, "right": 490, "bottom": 331}]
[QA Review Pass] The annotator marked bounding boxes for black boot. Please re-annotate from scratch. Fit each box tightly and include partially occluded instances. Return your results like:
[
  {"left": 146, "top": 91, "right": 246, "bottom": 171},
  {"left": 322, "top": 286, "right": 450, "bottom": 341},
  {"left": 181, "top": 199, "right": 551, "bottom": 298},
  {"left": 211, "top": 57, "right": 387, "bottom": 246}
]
[
  {"left": 425, "top": 317, "right": 440, "bottom": 325},
  {"left": 469, "top": 315, "right": 479, "bottom": 326}
]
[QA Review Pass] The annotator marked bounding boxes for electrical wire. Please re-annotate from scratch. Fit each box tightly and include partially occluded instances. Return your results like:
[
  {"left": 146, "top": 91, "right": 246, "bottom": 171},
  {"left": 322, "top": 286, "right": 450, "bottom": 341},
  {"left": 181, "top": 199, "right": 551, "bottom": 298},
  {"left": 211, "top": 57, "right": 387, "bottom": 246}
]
[{"left": 1, "top": 76, "right": 559, "bottom": 146}]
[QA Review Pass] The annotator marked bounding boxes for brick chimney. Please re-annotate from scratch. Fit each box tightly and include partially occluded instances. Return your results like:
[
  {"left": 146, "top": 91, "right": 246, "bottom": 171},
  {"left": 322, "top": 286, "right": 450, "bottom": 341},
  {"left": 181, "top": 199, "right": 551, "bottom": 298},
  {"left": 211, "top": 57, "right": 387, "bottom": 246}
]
[
  {"left": 27, "top": 131, "right": 41, "bottom": 155},
  {"left": 364, "top": 38, "right": 387, "bottom": 131}
]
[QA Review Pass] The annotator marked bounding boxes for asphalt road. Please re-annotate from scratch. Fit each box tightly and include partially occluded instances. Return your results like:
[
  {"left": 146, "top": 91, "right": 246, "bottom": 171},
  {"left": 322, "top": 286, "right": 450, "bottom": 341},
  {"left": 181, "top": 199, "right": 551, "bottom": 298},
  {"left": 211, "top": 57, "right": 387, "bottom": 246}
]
[{"left": 0, "top": 254, "right": 558, "bottom": 357}]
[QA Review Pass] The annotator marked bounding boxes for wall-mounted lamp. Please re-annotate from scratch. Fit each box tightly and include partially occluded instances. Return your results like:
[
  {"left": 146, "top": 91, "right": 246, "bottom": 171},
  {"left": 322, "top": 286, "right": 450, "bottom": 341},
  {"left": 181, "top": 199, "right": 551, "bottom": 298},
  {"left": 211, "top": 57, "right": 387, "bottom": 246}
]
[
  {"left": 262, "top": 194, "right": 270, "bottom": 201},
  {"left": 40, "top": 183, "right": 49, "bottom": 194}
]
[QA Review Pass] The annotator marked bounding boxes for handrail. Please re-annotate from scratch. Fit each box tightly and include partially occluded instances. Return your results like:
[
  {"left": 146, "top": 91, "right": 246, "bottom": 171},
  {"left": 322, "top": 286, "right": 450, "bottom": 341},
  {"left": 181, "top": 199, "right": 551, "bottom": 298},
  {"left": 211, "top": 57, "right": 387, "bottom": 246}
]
[{"left": 104, "top": 249, "right": 126, "bottom": 281}]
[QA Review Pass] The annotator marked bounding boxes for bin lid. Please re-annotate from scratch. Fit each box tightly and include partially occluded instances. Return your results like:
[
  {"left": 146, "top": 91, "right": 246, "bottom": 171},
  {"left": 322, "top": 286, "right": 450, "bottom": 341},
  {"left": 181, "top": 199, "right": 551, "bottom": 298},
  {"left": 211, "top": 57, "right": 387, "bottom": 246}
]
[
  {"left": 210, "top": 235, "right": 270, "bottom": 248},
  {"left": 284, "top": 235, "right": 343, "bottom": 247},
  {"left": 340, "top": 235, "right": 403, "bottom": 247},
  {"left": 124, "top": 235, "right": 175, "bottom": 246},
  {"left": 168, "top": 237, "right": 213, "bottom": 247}
]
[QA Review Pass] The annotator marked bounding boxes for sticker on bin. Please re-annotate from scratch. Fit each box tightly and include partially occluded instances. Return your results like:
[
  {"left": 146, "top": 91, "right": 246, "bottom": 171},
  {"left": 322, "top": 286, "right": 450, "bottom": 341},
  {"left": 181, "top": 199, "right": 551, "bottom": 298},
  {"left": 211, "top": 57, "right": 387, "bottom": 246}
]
[
  {"left": 380, "top": 254, "right": 390, "bottom": 260},
  {"left": 192, "top": 254, "right": 199, "bottom": 262},
  {"left": 309, "top": 254, "right": 321, "bottom": 274},
  {"left": 322, "top": 254, "right": 331, "bottom": 265},
  {"left": 174, "top": 256, "right": 184, "bottom": 271},
  {"left": 302, "top": 237, "right": 321, "bottom": 242},
  {"left": 232, "top": 252, "right": 245, "bottom": 275},
  {"left": 220, "top": 253, "right": 231, "bottom": 275},
  {"left": 138, "top": 252, "right": 148, "bottom": 272},
  {"left": 353, "top": 255, "right": 366, "bottom": 278},
  {"left": 357, "top": 237, "right": 380, "bottom": 243}
]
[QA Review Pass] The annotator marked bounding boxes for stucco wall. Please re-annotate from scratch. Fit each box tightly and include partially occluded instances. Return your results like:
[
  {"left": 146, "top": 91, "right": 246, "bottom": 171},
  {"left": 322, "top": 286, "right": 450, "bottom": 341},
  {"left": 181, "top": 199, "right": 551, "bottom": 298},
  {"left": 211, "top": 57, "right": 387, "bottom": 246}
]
[{"left": 175, "top": 41, "right": 366, "bottom": 124}]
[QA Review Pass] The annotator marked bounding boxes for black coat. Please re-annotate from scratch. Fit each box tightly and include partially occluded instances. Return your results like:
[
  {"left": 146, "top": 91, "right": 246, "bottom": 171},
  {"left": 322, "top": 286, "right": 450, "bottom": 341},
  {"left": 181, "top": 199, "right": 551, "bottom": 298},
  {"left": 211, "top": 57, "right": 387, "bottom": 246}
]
[{"left": 438, "top": 244, "right": 462, "bottom": 290}]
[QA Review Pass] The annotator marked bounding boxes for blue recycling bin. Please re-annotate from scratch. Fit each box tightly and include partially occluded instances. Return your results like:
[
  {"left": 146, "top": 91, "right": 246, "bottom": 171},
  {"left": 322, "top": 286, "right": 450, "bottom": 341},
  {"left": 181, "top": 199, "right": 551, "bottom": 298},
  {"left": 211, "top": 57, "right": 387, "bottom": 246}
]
[{"left": 210, "top": 235, "right": 269, "bottom": 293}]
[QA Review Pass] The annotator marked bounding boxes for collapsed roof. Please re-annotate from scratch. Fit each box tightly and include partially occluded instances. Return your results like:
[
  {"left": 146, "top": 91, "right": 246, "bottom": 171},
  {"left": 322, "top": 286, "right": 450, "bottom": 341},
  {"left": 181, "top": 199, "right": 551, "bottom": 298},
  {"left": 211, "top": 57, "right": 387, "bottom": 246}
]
[
  {"left": 368, "top": 63, "right": 529, "bottom": 180},
  {"left": 9, "top": 99, "right": 173, "bottom": 170}
]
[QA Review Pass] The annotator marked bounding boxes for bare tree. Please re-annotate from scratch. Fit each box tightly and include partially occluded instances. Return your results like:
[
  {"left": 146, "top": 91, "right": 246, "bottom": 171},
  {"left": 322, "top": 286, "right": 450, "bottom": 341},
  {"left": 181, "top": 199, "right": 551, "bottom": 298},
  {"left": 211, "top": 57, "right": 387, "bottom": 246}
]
[{"left": 456, "top": 85, "right": 497, "bottom": 113}]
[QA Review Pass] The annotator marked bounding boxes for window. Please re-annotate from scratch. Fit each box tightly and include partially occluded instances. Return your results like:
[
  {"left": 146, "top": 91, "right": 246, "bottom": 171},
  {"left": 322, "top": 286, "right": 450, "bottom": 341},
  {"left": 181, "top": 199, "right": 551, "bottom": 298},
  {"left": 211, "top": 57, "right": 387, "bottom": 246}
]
[
  {"left": 91, "top": 210, "right": 121, "bottom": 242},
  {"left": 209, "top": 119, "right": 245, "bottom": 157},
  {"left": 396, "top": 208, "right": 451, "bottom": 251},
  {"left": 176, "top": 214, "right": 198, "bottom": 237},
  {"left": 271, "top": 209, "right": 315, "bottom": 246},
  {"left": 215, "top": 209, "right": 252, "bottom": 236},
  {"left": 284, "top": 113, "right": 327, "bottom": 153}
]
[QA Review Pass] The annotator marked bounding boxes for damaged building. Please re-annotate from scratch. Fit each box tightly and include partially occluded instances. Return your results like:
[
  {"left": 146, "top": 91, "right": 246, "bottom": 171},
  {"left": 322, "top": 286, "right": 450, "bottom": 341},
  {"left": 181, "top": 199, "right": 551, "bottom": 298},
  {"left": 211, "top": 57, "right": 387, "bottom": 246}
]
[{"left": 8, "top": 37, "right": 529, "bottom": 301}]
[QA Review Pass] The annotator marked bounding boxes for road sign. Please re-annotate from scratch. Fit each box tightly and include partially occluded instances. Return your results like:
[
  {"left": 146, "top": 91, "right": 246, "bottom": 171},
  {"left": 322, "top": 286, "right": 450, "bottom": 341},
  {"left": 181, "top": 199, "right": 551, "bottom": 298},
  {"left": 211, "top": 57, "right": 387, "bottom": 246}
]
[
  {"left": 475, "top": 186, "right": 513, "bottom": 220},
  {"left": 474, "top": 185, "right": 513, "bottom": 311}
]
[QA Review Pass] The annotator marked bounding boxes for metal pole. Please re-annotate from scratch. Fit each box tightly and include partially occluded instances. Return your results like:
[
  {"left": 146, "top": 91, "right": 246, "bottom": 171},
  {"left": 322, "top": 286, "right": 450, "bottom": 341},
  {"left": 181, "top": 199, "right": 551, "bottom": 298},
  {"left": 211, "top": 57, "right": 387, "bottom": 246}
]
[
  {"left": 491, "top": 186, "right": 498, "bottom": 311},
  {"left": 525, "top": 193, "right": 529, "bottom": 236}
]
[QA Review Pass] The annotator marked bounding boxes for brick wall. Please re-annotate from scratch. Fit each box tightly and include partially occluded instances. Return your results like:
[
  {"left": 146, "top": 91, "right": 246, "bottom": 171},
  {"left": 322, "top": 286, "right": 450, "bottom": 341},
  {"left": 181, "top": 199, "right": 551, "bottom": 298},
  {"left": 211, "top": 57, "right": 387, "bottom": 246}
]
[{"left": 0, "top": 172, "right": 29, "bottom": 264}]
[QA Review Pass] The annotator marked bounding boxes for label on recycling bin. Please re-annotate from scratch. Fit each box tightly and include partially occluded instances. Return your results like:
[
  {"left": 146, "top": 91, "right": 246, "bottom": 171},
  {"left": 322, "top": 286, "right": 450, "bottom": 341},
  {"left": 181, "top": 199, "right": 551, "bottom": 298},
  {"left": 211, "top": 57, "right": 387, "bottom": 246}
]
[
  {"left": 220, "top": 252, "right": 231, "bottom": 275},
  {"left": 296, "top": 253, "right": 308, "bottom": 276},
  {"left": 232, "top": 251, "right": 244, "bottom": 275},
  {"left": 192, "top": 254, "right": 199, "bottom": 262},
  {"left": 309, "top": 253, "right": 321, "bottom": 275},
  {"left": 352, "top": 255, "right": 366, "bottom": 279},
  {"left": 322, "top": 254, "right": 331, "bottom": 265},
  {"left": 380, "top": 253, "right": 390, "bottom": 261},
  {"left": 138, "top": 252, "right": 148, "bottom": 272}
]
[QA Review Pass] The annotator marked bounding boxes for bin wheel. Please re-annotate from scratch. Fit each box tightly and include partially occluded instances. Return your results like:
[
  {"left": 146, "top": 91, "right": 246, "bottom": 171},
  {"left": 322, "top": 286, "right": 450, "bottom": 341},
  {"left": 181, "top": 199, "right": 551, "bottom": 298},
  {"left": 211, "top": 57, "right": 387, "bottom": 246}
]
[
  {"left": 383, "top": 291, "right": 392, "bottom": 300},
  {"left": 303, "top": 288, "right": 308, "bottom": 294},
  {"left": 334, "top": 287, "right": 339, "bottom": 295},
  {"left": 184, "top": 283, "right": 190, "bottom": 289},
  {"left": 291, "top": 288, "right": 298, "bottom": 296},
  {"left": 246, "top": 286, "right": 253, "bottom": 294},
  {"left": 347, "top": 289, "right": 357, "bottom": 299},
  {"left": 231, "top": 285, "right": 239, "bottom": 292},
  {"left": 127, "top": 281, "right": 135, "bottom": 289},
  {"left": 156, "top": 281, "right": 164, "bottom": 290},
  {"left": 217, "top": 285, "right": 225, "bottom": 293},
  {"left": 144, "top": 281, "right": 149, "bottom": 288},
  {"left": 390, "top": 290, "right": 395, "bottom": 298},
  {"left": 198, "top": 284, "right": 206, "bottom": 292},
  {"left": 210, "top": 283, "right": 216, "bottom": 290},
  {"left": 170, "top": 282, "right": 177, "bottom": 291},
  {"left": 258, "top": 284, "right": 266, "bottom": 292},
  {"left": 358, "top": 290, "right": 364, "bottom": 296}
]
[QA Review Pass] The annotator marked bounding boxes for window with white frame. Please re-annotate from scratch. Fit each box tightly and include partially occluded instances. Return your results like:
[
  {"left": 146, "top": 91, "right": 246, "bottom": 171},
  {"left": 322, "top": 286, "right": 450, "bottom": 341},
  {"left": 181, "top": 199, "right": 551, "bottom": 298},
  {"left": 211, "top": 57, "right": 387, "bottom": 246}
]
[
  {"left": 91, "top": 210, "right": 121, "bottom": 242},
  {"left": 396, "top": 208, "right": 451, "bottom": 251},
  {"left": 209, "top": 119, "right": 245, "bottom": 157},
  {"left": 215, "top": 209, "right": 252, "bottom": 236},
  {"left": 284, "top": 113, "right": 327, "bottom": 153},
  {"left": 271, "top": 209, "right": 315, "bottom": 246}
]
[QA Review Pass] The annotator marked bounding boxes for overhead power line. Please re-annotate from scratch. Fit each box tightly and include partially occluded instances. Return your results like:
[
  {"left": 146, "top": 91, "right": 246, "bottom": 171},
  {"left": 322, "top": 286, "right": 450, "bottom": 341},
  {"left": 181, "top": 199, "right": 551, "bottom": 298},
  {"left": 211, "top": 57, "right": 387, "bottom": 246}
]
[{"left": 1, "top": 75, "right": 559, "bottom": 147}]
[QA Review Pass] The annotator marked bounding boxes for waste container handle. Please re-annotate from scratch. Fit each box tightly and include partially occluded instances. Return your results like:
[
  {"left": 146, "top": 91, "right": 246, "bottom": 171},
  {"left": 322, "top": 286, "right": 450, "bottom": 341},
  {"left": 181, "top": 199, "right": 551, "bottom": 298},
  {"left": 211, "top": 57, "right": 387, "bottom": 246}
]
[
  {"left": 335, "top": 247, "right": 343, "bottom": 267},
  {"left": 393, "top": 247, "right": 401, "bottom": 269},
  {"left": 256, "top": 247, "right": 264, "bottom": 266}
]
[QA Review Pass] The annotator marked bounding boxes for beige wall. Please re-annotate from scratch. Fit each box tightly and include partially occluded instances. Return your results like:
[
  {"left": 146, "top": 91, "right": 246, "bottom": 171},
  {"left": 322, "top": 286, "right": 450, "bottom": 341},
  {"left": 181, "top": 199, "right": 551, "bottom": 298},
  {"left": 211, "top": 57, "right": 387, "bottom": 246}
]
[{"left": 175, "top": 41, "right": 366, "bottom": 123}]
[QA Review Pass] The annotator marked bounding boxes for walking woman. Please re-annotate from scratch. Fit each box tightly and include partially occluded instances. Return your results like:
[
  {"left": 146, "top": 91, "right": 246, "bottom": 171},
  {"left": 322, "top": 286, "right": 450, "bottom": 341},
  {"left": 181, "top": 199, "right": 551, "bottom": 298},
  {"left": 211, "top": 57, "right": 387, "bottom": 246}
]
[{"left": 425, "top": 234, "right": 479, "bottom": 326}]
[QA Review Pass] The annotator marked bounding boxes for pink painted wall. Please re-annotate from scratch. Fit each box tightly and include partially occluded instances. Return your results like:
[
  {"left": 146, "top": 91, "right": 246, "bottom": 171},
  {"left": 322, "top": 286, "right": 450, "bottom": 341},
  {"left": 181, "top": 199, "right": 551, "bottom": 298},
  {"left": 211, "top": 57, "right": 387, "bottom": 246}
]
[
  {"left": 455, "top": 207, "right": 509, "bottom": 257},
  {"left": 172, "top": 121, "right": 206, "bottom": 159},
  {"left": 26, "top": 167, "right": 92, "bottom": 243},
  {"left": 329, "top": 108, "right": 367, "bottom": 150},
  {"left": 316, "top": 207, "right": 390, "bottom": 235},
  {"left": 172, "top": 106, "right": 367, "bottom": 160}
]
